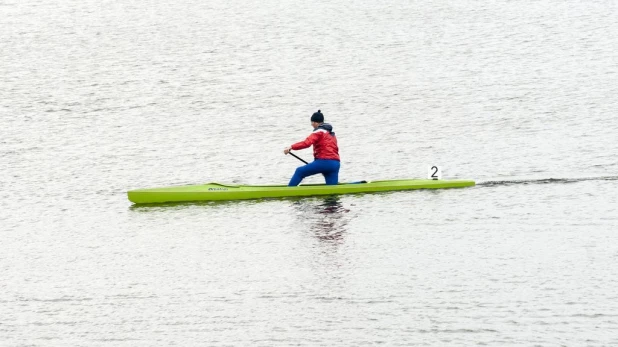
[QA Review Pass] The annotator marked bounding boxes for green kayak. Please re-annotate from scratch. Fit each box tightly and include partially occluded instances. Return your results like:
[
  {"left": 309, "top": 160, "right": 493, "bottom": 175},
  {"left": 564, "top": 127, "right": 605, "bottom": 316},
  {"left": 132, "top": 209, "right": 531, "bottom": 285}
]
[{"left": 127, "top": 179, "right": 475, "bottom": 204}]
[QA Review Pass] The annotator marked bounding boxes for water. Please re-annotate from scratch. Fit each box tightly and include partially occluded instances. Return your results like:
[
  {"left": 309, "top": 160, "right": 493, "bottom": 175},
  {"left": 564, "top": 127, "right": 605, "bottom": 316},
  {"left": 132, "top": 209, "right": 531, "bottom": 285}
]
[{"left": 1, "top": 0, "right": 617, "bottom": 345}]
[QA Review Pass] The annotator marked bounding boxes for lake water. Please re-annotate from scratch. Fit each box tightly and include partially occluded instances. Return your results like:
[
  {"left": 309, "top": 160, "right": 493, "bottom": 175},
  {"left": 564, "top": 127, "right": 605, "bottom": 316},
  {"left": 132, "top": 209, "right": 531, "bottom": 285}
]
[{"left": 1, "top": 0, "right": 617, "bottom": 346}]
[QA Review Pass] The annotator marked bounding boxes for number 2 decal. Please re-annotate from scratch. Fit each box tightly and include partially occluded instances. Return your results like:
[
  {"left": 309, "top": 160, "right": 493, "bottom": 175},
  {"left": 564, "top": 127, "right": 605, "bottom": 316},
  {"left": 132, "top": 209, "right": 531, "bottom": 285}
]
[
  {"left": 430, "top": 166, "right": 439, "bottom": 178},
  {"left": 428, "top": 166, "right": 442, "bottom": 180}
]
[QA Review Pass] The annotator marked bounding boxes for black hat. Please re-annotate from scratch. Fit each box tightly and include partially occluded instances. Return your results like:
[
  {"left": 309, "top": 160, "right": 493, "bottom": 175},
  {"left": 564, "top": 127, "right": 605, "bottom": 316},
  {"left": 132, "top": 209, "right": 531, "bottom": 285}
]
[{"left": 310, "top": 110, "right": 324, "bottom": 123}]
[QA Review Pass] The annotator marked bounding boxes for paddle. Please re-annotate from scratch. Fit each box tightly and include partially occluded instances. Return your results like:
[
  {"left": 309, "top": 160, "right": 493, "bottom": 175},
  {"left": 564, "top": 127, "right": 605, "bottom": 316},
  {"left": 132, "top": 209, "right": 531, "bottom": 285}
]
[{"left": 288, "top": 151, "right": 308, "bottom": 164}]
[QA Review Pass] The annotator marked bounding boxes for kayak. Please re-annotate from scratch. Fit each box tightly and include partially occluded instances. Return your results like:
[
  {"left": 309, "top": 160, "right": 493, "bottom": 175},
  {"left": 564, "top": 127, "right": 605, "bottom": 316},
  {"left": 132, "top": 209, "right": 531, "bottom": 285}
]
[{"left": 127, "top": 179, "right": 475, "bottom": 204}]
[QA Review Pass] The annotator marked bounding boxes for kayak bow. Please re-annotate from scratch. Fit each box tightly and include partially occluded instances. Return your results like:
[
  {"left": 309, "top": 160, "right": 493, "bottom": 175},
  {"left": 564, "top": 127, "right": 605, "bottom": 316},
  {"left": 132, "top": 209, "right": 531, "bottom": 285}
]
[{"left": 127, "top": 179, "right": 475, "bottom": 204}]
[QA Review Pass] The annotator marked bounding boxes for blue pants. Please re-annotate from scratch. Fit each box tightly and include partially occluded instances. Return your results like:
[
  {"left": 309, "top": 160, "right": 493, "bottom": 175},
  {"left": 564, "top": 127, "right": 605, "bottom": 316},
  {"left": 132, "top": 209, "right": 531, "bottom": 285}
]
[{"left": 288, "top": 159, "right": 340, "bottom": 186}]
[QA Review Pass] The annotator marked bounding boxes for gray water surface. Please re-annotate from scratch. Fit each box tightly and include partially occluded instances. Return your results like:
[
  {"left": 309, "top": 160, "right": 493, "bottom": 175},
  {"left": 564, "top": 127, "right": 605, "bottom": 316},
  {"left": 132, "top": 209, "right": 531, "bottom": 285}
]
[{"left": 1, "top": 0, "right": 617, "bottom": 346}]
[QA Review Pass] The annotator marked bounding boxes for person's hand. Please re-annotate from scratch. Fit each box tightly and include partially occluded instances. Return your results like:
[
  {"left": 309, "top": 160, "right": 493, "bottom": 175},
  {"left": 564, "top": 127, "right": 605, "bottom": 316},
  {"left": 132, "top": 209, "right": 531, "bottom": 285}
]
[{"left": 283, "top": 147, "right": 291, "bottom": 155}]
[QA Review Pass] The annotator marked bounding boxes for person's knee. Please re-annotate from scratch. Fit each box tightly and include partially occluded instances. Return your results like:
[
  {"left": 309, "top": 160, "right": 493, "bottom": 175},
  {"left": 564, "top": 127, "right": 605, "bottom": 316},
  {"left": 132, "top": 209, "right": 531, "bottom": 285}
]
[{"left": 325, "top": 173, "right": 339, "bottom": 185}]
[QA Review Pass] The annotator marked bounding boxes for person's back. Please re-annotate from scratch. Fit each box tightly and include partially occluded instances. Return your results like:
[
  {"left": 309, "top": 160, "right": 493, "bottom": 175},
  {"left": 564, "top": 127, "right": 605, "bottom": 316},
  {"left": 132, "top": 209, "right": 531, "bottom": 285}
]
[
  {"left": 284, "top": 110, "right": 340, "bottom": 186},
  {"left": 310, "top": 123, "right": 339, "bottom": 161}
]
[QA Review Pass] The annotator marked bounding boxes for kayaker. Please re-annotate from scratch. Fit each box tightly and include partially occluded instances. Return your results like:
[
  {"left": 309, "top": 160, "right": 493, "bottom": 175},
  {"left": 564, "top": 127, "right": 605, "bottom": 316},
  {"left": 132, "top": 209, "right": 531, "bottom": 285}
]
[{"left": 284, "top": 110, "right": 340, "bottom": 186}]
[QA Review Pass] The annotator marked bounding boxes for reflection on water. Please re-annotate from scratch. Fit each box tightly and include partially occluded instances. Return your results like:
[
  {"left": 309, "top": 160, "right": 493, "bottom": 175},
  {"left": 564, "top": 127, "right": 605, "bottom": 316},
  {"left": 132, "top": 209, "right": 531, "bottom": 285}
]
[
  {"left": 293, "top": 196, "right": 350, "bottom": 244},
  {"left": 127, "top": 198, "right": 260, "bottom": 211}
]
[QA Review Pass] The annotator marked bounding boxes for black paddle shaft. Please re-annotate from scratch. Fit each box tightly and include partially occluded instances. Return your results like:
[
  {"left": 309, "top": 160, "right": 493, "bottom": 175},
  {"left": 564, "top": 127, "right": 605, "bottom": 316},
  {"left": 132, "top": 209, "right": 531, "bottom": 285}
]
[{"left": 289, "top": 151, "right": 308, "bottom": 164}]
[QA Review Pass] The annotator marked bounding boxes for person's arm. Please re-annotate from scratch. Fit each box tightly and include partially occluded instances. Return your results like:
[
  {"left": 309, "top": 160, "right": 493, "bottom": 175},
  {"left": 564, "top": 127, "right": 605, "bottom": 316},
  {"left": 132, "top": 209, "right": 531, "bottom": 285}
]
[{"left": 290, "top": 132, "right": 320, "bottom": 151}]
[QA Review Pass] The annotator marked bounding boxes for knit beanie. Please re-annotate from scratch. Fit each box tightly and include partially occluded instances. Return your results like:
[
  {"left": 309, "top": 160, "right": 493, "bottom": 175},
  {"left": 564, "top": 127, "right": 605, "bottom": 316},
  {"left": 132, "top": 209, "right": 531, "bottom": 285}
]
[{"left": 310, "top": 110, "right": 324, "bottom": 123}]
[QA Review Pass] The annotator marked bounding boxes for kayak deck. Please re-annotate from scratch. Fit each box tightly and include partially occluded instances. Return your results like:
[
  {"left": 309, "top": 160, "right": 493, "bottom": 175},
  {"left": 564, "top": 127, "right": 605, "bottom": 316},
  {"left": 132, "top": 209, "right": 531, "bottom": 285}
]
[{"left": 127, "top": 179, "right": 475, "bottom": 204}]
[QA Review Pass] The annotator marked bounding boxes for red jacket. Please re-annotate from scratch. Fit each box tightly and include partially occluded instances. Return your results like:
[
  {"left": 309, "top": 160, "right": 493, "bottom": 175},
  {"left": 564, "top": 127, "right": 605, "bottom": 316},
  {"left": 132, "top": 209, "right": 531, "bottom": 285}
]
[{"left": 291, "top": 124, "right": 340, "bottom": 161}]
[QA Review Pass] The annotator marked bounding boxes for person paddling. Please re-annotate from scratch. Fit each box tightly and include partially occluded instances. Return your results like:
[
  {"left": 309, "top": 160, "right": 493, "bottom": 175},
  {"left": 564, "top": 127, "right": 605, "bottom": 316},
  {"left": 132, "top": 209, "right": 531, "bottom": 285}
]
[{"left": 284, "top": 110, "right": 340, "bottom": 186}]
